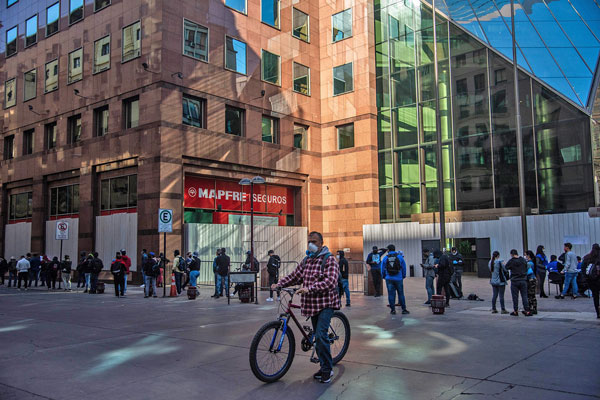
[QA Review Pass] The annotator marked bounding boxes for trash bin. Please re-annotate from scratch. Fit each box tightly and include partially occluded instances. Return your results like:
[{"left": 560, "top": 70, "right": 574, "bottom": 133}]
[{"left": 431, "top": 294, "right": 446, "bottom": 314}]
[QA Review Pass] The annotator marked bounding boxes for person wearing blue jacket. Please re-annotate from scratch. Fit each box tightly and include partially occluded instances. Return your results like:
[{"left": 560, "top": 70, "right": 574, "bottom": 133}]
[
  {"left": 381, "top": 244, "right": 409, "bottom": 315},
  {"left": 535, "top": 245, "right": 548, "bottom": 298}
]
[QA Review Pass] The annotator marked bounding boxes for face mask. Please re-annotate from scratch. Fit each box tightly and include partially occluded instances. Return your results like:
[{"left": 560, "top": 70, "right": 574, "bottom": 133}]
[
  {"left": 307, "top": 243, "right": 319, "bottom": 255},
  {"left": 336, "top": 255, "right": 340, "bottom": 259}
]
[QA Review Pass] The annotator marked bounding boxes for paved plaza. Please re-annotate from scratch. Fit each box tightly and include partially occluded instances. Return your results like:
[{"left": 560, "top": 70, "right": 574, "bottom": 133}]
[{"left": 0, "top": 276, "right": 598, "bottom": 400}]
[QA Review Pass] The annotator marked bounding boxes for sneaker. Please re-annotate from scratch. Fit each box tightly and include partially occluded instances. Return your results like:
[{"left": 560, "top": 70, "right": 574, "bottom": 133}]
[
  {"left": 571, "top": 295, "right": 578, "bottom": 299},
  {"left": 346, "top": 304, "right": 351, "bottom": 307},
  {"left": 555, "top": 295, "right": 564, "bottom": 299},
  {"left": 121, "top": 294, "right": 126, "bottom": 298},
  {"left": 390, "top": 309, "right": 396, "bottom": 315},
  {"left": 501, "top": 309, "right": 509, "bottom": 314},
  {"left": 313, "top": 370, "right": 323, "bottom": 380},
  {"left": 401, "top": 309, "right": 410, "bottom": 315},
  {"left": 510, "top": 311, "right": 519, "bottom": 316},
  {"left": 266, "top": 298, "right": 274, "bottom": 302},
  {"left": 424, "top": 301, "right": 431, "bottom": 305},
  {"left": 144, "top": 295, "right": 149, "bottom": 298},
  {"left": 491, "top": 309, "right": 498, "bottom": 314},
  {"left": 320, "top": 370, "right": 333, "bottom": 383},
  {"left": 153, "top": 295, "right": 157, "bottom": 298}
]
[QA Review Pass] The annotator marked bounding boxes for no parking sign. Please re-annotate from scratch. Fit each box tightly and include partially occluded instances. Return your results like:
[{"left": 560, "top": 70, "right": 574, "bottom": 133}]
[{"left": 55, "top": 221, "right": 69, "bottom": 240}]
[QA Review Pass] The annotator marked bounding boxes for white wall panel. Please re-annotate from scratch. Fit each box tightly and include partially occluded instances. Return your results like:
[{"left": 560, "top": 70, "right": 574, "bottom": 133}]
[
  {"left": 95, "top": 213, "right": 138, "bottom": 270},
  {"left": 4, "top": 222, "right": 31, "bottom": 259}
]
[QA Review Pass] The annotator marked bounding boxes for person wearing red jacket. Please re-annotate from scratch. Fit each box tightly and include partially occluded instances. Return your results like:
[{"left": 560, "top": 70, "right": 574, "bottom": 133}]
[{"left": 120, "top": 249, "right": 132, "bottom": 295}]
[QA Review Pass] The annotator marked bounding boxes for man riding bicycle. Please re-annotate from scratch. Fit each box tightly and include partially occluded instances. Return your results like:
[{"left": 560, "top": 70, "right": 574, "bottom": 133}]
[{"left": 272, "top": 231, "right": 341, "bottom": 383}]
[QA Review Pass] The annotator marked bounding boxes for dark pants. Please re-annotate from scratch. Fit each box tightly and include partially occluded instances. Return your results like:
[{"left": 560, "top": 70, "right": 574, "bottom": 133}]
[
  {"left": 47, "top": 272, "right": 57, "bottom": 289},
  {"left": 174, "top": 271, "right": 184, "bottom": 294},
  {"left": 114, "top": 274, "right": 124, "bottom": 296},
  {"left": 8, "top": 271, "right": 17, "bottom": 287},
  {"left": 0, "top": 272, "right": 4, "bottom": 285},
  {"left": 90, "top": 273, "right": 99, "bottom": 293},
  {"left": 311, "top": 308, "right": 334, "bottom": 374},
  {"left": 452, "top": 270, "right": 463, "bottom": 298},
  {"left": 536, "top": 270, "right": 546, "bottom": 296},
  {"left": 371, "top": 269, "right": 382, "bottom": 296},
  {"left": 28, "top": 270, "right": 39, "bottom": 287},
  {"left": 511, "top": 280, "right": 530, "bottom": 312},
  {"left": 77, "top": 272, "right": 86, "bottom": 287},
  {"left": 268, "top": 274, "right": 279, "bottom": 298},
  {"left": 491, "top": 285, "right": 506, "bottom": 310},
  {"left": 40, "top": 271, "right": 46, "bottom": 285},
  {"left": 436, "top": 278, "right": 451, "bottom": 305},
  {"left": 589, "top": 281, "right": 600, "bottom": 317},
  {"left": 17, "top": 272, "right": 29, "bottom": 288},
  {"left": 213, "top": 272, "right": 218, "bottom": 295}
]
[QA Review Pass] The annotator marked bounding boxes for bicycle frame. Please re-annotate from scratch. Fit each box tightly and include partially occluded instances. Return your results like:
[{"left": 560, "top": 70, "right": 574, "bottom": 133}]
[{"left": 271, "top": 297, "right": 311, "bottom": 353}]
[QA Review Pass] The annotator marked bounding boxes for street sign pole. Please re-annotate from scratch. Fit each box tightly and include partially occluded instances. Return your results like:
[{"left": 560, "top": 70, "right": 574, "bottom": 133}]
[
  {"left": 163, "top": 232, "right": 166, "bottom": 297},
  {"left": 59, "top": 240, "right": 63, "bottom": 264},
  {"left": 158, "top": 209, "right": 173, "bottom": 298}
]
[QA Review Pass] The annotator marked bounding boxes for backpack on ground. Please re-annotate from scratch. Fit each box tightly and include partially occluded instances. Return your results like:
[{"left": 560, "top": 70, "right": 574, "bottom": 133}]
[
  {"left": 587, "top": 261, "right": 600, "bottom": 282},
  {"left": 385, "top": 254, "right": 401, "bottom": 276}
]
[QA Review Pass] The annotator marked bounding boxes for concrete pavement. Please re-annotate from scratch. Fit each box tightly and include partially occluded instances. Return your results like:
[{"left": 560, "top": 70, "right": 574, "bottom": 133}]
[{"left": 0, "top": 276, "right": 598, "bottom": 400}]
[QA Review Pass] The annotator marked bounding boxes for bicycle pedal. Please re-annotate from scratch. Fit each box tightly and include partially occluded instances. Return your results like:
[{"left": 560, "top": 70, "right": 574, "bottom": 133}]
[{"left": 310, "top": 357, "right": 320, "bottom": 364}]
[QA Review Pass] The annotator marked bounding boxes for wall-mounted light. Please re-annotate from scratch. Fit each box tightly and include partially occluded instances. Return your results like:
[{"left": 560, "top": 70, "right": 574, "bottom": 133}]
[
  {"left": 28, "top": 105, "right": 47, "bottom": 116},
  {"left": 142, "top": 62, "right": 160, "bottom": 74},
  {"left": 171, "top": 72, "right": 184, "bottom": 79},
  {"left": 74, "top": 89, "right": 95, "bottom": 100}
]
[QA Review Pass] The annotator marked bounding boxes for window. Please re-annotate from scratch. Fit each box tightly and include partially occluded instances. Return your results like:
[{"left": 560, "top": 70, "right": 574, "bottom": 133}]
[
  {"left": 225, "top": 106, "right": 244, "bottom": 136},
  {"left": 225, "top": 37, "right": 247, "bottom": 74},
  {"left": 122, "top": 21, "right": 141, "bottom": 62},
  {"left": 95, "top": 0, "right": 110, "bottom": 12},
  {"left": 8, "top": 192, "right": 33, "bottom": 221},
  {"left": 7, "top": 0, "right": 18, "bottom": 7},
  {"left": 262, "top": 116, "right": 279, "bottom": 143},
  {"left": 4, "top": 135, "right": 15, "bottom": 160},
  {"left": 333, "top": 63, "right": 353, "bottom": 95},
  {"left": 182, "top": 95, "right": 206, "bottom": 128},
  {"left": 495, "top": 68, "right": 506, "bottom": 85},
  {"left": 6, "top": 26, "right": 17, "bottom": 57},
  {"left": 332, "top": 9, "right": 352, "bottom": 42},
  {"left": 292, "top": 8, "right": 309, "bottom": 42},
  {"left": 337, "top": 124, "right": 354, "bottom": 150},
  {"left": 68, "top": 48, "right": 83, "bottom": 83},
  {"left": 45, "top": 60, "right": 59, "bottom": 93},
  {"left": 69, "top": 0, "right": 84, "bottom": 24},
  {"left": 261, "top": 50, "right": 280, "bottom": 85},
  {"left": 46, "top": 3, "right": 60, "bottom": 37},
  {"left": 25, "top": 15, "right": 38, "bottom": 47},
  {"left": 183, "top": 19, "right": 208, "bottom": 61},
  {"left": 4, "top": 78, "right": 16, "bottom": 108},
  {"left": 262, "top": 0, "right": 280, "bottom": 28},
  {"left": 45, "top": 122, "right": 57, "bottom": 149},
  {"left": 455, "top": 54, "right": 466, "bottom": 68},
  {"left": 293, "top": 62, "right": 310, "bottom": 95},
  {"left": 100, "top": 175, "right": 137, "bottom": 211},
  {"left": 123, "top": 96, "right": 139, "bottom": 129},
  {"left": 293, "top": 124, "right": 308, "bottom": 150},
  {"left": 24, "top": 69, "right": 36, "bottom": 101},
  {"left": 225, "top": 0, "right": 246, "bottom": 14},
  {"left": 474, "top": 74, "right": 485, "bottom": 92},
  {"left": 23, "top": 129, "right": 34, "bottom": 155},
  {"left": 50, "top": 185, "right": 79, "bottom": 216},
  {"left": 94, "top": 105, "right": 109, "bottom": 136},
  {"left": 94, "top": 36, "right": 110, "bottom": 73},
  {"left": 67, "top": 114, "right": 82, "bottom": 144}
]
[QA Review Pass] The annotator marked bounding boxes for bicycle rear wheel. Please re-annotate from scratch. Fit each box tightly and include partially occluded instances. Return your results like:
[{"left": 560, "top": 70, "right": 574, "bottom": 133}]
[
  {"left": 330, "top": 311, "right": 351, "bottom": 365},
  {"left": 249, "top": 320, "right": 296, "bottom": 383}
]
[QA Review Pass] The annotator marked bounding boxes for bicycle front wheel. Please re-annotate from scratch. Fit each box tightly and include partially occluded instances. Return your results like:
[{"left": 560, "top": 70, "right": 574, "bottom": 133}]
[
  {"left": 330, "top": 311, "right": 351, "bottom": 365},
  {"left": 249, "top": 320, "right": 296, "bottom": 383}
]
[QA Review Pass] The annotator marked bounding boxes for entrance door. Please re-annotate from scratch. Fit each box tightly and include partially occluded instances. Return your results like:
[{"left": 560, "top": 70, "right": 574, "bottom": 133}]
[{"left": 476, "top": 238, "right": 491, "bottom": 278}]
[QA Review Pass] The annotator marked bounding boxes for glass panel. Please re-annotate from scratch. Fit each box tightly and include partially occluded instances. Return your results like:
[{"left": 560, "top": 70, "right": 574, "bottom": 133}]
[
  {"left": 45, "top": 60, "right": 59, "bottom": 92},
  {"left": 69, "top": 0, "right": 84, "bottom": 24},
  {"left": 46, "top": 3, "right": 60, "bottom": 36},
  {"left": 394, "top": 105, "right": 418, "bottom": 147},
  {"left": 332, "top": 9, "right": 352, "bottom": 42},
  {"left": 337, "top": 124, "right": 354, "bottom": 150},
  {"left": 5, "top": 79, "right": 16, "bottom": 108},
  {"left": 457, "top": 175, "right": 494, "bottom": 210},
  {"left": 101, "top": 180, "right": 110, "bottom": 210},
  {"left": 379, "top": 187, "right": 394, "bottom": 221},
  {"left": 50, "top": 188, "right": 57, "bottom": 216},
  {"left": 57, "top": 186, "right": 69, "bottom": 215},
  {"left": 94, "top": 36, "right": 110, "bottom": 73},
  {"left": 24, "top": 129, "right": 34, "bottom": 155},
  {"left": 26, "top": 15, "right": 38, "bottom": 47},
  {"left": 129, "top": 175, "right": 137, "bottom": 207},
  {"left": 69, "top": 115, "right": 82, "bottom": 143},
  {"left": 225, "top": 0, "right": 246, "bottom": 13},
  {"left": 73, "top": 184, "right": 80, "bottom": 213},
  {"left": 182, "top": 95, "right": 204, "bottom": 128},
  {"left": 293, "top": 62, "right": 309, "bottom": 95},
  {"left": 396, "top": 148, "right": 419, "bottom": 184},
  {"left": 261, "top": 116, "right": 278, "bottom": 143},
  {"left": 333, "top": 63, "right": 353, "bottom": 95},
  {"left": 95, "top": 106, "right": 109, "bottom": 136},
  {"left": 225, "top": 106, "right": 244, "bottom": 136},
  {"left": 6, "top": 26, "right": 17, "bottom": 57},
  {"left": 292, "top": 8, "right": 309, "bottom": 42},
  {"left": 45, "top": 123, "right": 57, "bottom": 149},
  {"left": 397, "top": 184, "right": 421, "bottom": 217},
  {"left": 422, "top": 144, "right": 453, "bottom": 182},
  {"left": 95, "top": 0, "right": 111, "bottom": 11},
  {"left": 262, "top": 50, "right": 280, "bottom": 85},
  {"left": 293, "top": 124, "right": 307, "bottom": 150},
  {"left": 262, "top": 0, "right": 280, "bottom": 28},
  {"left": 125, "top": 98, "right": 139, "bottom": 129},
  {"left": 110, "top": 177, "right": 129, "bottom": 209},
  {"left": 183, "top": 19, "right": 208, "bottom": 61},
  {"left": 378, "top": 151, "right": 393, "bottom": 186},
  {"left": 122, "top": 21, "right": 141, "bottom": 62},
  {"left": 7, "top": 0, "right": 18, "bottom": 6},
  {"left": 225, "top": 37, "right": 247, "bottom": 74},
  {"left": 68, "top": 48, "right": 83, "bottom": 83},
  {"left": 378, "top": 109, "right": 392, "bottom": 149}
]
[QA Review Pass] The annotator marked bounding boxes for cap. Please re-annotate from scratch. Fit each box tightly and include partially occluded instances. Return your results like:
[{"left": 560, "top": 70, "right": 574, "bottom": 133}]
[
  {"left": 193, "top": 251, "right": 199, "bottom": 257},
  {"left": 149, "top": 252, "right": 155, "bottom": 257},
  {"left": 120, "top": 249, "right": 126, "bottom": 253}
]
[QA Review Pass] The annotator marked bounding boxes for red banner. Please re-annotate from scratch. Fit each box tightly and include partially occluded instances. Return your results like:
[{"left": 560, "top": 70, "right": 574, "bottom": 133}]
[{"left": 184, "top": 176, "right": 294, "bottom": 214}]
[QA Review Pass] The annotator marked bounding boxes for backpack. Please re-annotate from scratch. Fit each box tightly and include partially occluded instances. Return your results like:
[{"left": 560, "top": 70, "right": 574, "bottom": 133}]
[
  {"left": 587, "top": 261, "right": 600, "bottom": 282},
  {"left": 93, "top": 259, "right": 103, "bottom": 274},
  {"left": 177, "top": 256, "right": 186, "bottom": 273},
  {"left": 385, "top": 254, "right": 401, "bottom": 276},
  {"left": 111, "top": 261, "right": 123, "bottom": 275},
  {"left": 151, "top": 261, "right": 161, "bottom": 277}
]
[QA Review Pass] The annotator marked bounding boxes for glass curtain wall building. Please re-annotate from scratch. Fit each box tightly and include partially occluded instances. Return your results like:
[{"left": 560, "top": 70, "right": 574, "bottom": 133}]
[{"left": 375, "top": 0, "right": 595, "bottom": 223}]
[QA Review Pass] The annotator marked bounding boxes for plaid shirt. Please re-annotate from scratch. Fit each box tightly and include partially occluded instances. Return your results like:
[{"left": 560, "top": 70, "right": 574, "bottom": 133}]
[{"left": 278, "top": 247, "right": 341, "bottom": 317}]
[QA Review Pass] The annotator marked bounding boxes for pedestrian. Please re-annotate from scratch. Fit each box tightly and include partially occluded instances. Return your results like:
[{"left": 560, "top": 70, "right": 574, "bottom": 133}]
[
  {"left": 366, "top": 246, "right": 386, "bottom": 297},
  {"left": 8, "top": 256, "right": 17, "bottom": 287},
  {"left": 266, "top": 250, "right": 281, "bottom": 302},
  {"left": 215, "top": 248, "right": 230, "bottom": 298},
  {"left": 449, "top": 247, "right": 464, "bottom": 299},
  {"left": 173, "top": 250, "right": 186, "bottom": 295},
  {"left": 435, "top": 250, "right": 453, "bottom": 307},
  {"left": 488, "top": 251, "right": 508, "bottom": 314},
  {"left": 381, "top": 244, "right": 409, "bottom": 315},
  {"left": 186, "top": 251, "right": 201, "bottom": 293},
  {"left": 89, "top": 252, "right": 103, "bottom": 294},
  {"left": 120, "top": 249, "right": 132, "bottom": 295},
  {"left": 421, "top": 248, "right": 436, "bottom": 305},
  {"left": 243, "top": 251, "right": 259, "bottom": 272},
  {"left": 535, "top": 245, "right": 548, "bottom": 298},
  {"left": 110, "top": 252, "right": 127, "bottom": 297},
  {"left": 181, "top": 251, "right": 192, "bottom": 290},
  {"left": 211, "top": 249, "right": 221, "bottom": 298},
  {"left": 143, "top": 252, "right": 159, "bottom": 298},
  {"left": 16, "top": 255, "right": 30, "bottom": 290},
  {"left": 505, "top": 249, "right": 532, "bottom": 316},
  {"left": 271, "top": 231, "right": 340, "bottom": 383},
  {"left": 556, "top": 243, "right": 578, "bottom": 299},
  {"left": 0, "top": 256, "right": 7, "bottom": 285},
  {"left": 40, "top": 255, "right": 50, "bottom": 287},
  {"left": 525, "top": 250, "right": 538, "bottom": 315},
  {"left": 140, "top": 249, "right": 148, "bottom": 288},
  {"left": 60, "top": 255, "right": 72, "bottom": 291},
  {"left": 28, "top": 253, "right": 41, "bottom": 287},
  {"left": 337, "top": 250, "right": 351, "bottom": 307},
  {"left": 582, "top": 243, "right": 600, "bottom": 318},
  {"left": 76, "top": 252, "right": 86, "bottom": 288},
  {"left": 46, "top": 256, "right": 61, "bottom": 290}
]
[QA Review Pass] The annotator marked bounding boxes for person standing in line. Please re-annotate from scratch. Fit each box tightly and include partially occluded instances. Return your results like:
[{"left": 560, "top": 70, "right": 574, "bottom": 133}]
[
  {"left": 366, "top": 246, "right": 386, "bottom": 298},
  {"left": 89, "top": 252, "right": 103, "bottom": 294},
  {"left": 60, "top": 255, "right": 72, "bottom": 291},
  {"left": 449, "top": 247, "right": 465, "bottom": 299},
  {"left": 435, "top": 250, "right": 453, "bottom": 307},
  {"left": 557, "top": 243, "right": 578, "bottom": 299},
  {"left": 120, "top": 249, "right": 132, "bottom": 295},
  {"left": 8, "top": 257, "right": 17, "bottom": 287},
  {"left": 215, "top": 248, "right": 230, "bottom": 298},
  {"left": 143, "top": 252, "right": 158, "bottom": 298},
  {"left": 110, "top": 252, "right": 127, "bottom": 297},
  {"left": 186, "top": 251, "right": 201, "bottom": 293},
  {"left": 489, "top": 251, "right": 508, "bottom": 314},
  {"left": 47, "top": 256, "right": 60, "bottom": 290},
  {"left": 140, "top": 249, "right": 148, "bottom": 288},
  {"left": 83, "top": 254, "right": 94, "bottom": 293},
  {"left": 173, "top": 250, "right": 186, "bottom": 296},
  {"left": 535, "top": 245, "right": 548, "bottom": 298},
  {"left": 0, "top": 256, "right": 7, "bottom": 285},
  {"left": 76, "top": 252, "right": 87, "bottom": 288},
  {"left": 243, "top": 251, "right": 259, "bottom": 272},
  {"left": 40, "top": 255, "right": 50, "bottom": 287},
  {"left": 210, "top": 249, "right": 221, "bottom": 298},
  {"left": 266, "top": 250, "right": 281, "bottom": 302},
  {"left": 28, "top": 253, "right": 41, "bottom": 287},
  {"left": 337, "top": 250, "right": 351, "bottom": 307},
  {"left": 505, "top": 249, "right": 532, "bottom": 316},
  {"left": 582, "top": 243, "right": 600, "bottom": 318},
  {"left": 421, "top": 249, "right": 436, "bottom": 305},
  {"left": 525, "top": 251, "right": 538, "bottom": 315},
  {"left": 381, "top": 244, "right": 409, "bottom": 315},
  {"left": 16, "top": 255, "right": 30, "bottom": 290}
]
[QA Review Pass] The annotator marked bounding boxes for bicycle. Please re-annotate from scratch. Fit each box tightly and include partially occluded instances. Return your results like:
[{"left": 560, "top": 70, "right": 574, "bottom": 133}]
[{"left": 249, "top": 288, "right": 351, "bottom": 383}]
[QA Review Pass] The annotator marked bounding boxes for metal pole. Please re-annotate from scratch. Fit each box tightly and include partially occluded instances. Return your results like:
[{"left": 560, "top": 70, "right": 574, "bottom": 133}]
[
  {"left": 250, "top": 183, "right": 257, "bottom": 304},
  {"left": 59, "top": 240, "right": 63, "bottom": 264},
  {"left": 432, "top": 0, "right": 446, "bottom": 250},
  {"left": 162, "top": 232, "right": 166, "bottom": 297},
  {"left": 511, "top": 0, "right": 528, "bottom": 252}
]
